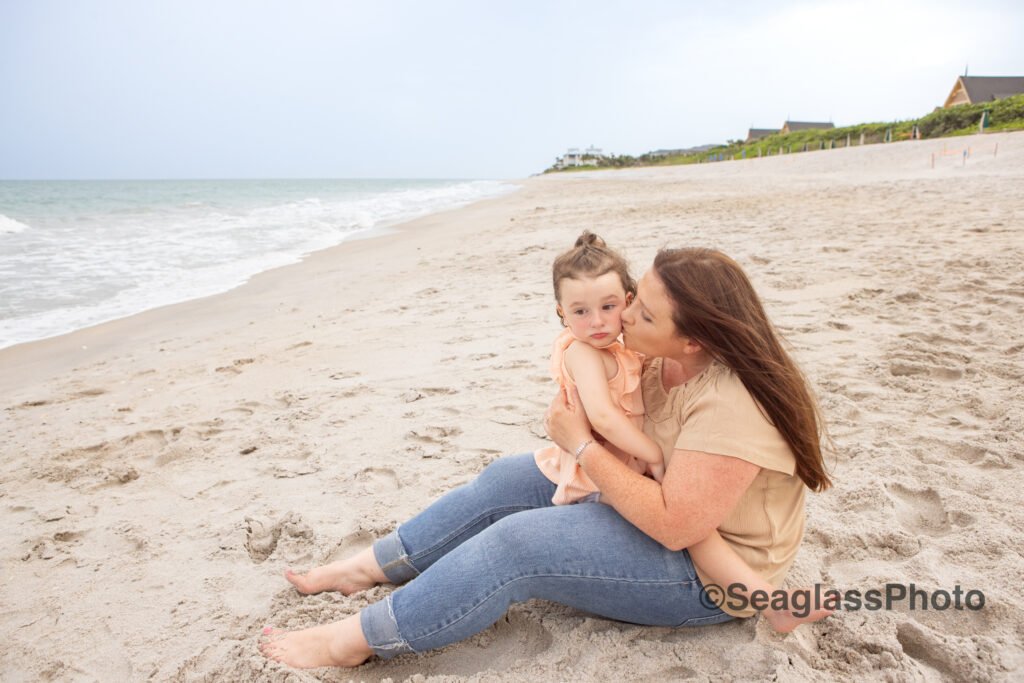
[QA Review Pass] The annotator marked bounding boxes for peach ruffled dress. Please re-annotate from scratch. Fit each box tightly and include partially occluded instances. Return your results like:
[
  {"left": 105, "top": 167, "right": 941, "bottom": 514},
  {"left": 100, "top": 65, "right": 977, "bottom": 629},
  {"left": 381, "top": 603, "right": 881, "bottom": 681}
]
[{"left": 534, "top": 328, "right": 648, "bottom": 505}]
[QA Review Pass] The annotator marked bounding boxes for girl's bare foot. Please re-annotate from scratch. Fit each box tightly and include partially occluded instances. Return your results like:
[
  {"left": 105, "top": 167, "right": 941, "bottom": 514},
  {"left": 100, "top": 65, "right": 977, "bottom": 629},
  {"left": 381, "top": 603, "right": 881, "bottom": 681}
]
[
  {"left": 762, "top": 587, "right": 835, "bottom": 633},
  {"left": 260, "top": 614, "right": 373, "bottom": 669},
  {"left": 285, "top": 547, "right": 387, "bottom": 595}
]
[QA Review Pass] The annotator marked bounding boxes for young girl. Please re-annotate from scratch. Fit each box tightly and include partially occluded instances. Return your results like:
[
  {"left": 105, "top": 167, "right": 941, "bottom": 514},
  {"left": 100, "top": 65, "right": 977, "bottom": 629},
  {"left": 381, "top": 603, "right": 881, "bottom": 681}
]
[{"left": 536, "top": 232, "right": 832, "bottom": 632}]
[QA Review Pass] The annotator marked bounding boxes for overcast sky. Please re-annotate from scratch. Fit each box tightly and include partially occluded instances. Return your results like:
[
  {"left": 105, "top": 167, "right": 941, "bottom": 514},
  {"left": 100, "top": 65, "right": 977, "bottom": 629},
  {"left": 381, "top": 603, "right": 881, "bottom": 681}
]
[{"left": 1, "top": 0, "right": 1021, "bottom": 179}]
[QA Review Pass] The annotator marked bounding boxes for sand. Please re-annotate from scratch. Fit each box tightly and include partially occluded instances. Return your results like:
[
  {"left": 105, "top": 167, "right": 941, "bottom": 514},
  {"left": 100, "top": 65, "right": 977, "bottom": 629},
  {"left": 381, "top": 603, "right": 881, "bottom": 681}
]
[{"left": 2, "top": 130, "right": 1022, "bottom": 682}]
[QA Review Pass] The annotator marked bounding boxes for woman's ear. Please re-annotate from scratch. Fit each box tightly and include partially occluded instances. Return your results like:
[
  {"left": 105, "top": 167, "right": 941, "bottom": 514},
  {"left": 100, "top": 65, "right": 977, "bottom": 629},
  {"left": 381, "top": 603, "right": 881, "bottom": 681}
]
[
  {"left": 625, "top": 291, "right": 633, "bottom": 305},
  {"left": 682, "top": 338, "right": 704, "bottom": 355}
]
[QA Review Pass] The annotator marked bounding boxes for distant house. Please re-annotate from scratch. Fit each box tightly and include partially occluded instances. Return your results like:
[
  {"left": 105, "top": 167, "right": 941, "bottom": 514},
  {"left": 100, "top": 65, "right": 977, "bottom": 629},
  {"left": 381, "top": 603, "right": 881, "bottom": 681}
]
[
  {"left": 554, "top": 146, "right": 605, "bottom": 169},
  {"left": 779, "top": 121, "right": 835, "bottom": 134},
  {"left": 943, "top": 75, "right": 1024, "bottom": 107},
  {"left": 745, "top": 128, "right": 779, "bottom": 143}
]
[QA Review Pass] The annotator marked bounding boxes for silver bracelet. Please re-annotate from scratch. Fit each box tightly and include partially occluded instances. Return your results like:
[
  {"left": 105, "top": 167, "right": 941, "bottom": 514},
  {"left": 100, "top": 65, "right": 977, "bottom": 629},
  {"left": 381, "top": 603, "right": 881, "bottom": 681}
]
[{"left": 574, "top": 439, "right": 594, "bottom": 465}]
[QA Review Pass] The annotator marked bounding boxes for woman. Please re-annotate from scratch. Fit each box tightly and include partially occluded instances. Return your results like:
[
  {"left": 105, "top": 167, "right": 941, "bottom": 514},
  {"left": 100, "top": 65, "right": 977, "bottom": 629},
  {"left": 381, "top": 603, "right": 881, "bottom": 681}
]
[{"left": 260, "top": 247, "right": 832, "bottom": 668}]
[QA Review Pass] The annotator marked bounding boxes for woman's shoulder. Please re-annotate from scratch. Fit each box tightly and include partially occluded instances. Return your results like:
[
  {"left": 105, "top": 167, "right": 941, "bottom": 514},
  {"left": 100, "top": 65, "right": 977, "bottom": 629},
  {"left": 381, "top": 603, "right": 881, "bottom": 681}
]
[
  {"left": 642, "top": 358, "right": 728, "bottom": 405},
  {"left": 690, "top": 363, "right": 769, "bottom": 421}
]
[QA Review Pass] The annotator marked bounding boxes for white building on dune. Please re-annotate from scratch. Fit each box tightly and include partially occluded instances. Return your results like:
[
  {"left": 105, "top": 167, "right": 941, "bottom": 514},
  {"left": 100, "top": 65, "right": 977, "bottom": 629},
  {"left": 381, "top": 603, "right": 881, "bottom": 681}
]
[{"left": 554, "top": 145, "right": 605, "bottom": 169}]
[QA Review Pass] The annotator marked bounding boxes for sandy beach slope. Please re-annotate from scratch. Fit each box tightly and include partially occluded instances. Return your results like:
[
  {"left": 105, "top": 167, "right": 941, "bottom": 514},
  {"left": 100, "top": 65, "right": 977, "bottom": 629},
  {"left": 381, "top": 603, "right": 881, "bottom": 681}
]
[{"left": 2, "top": 131, "right": 1022, "bottom": 681}]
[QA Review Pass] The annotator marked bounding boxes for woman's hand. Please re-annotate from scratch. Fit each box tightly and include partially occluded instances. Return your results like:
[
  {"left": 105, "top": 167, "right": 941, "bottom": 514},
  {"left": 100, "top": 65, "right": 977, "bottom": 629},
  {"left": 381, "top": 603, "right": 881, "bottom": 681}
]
[{"left": 544, "top": 385, "right": 593, "bottom": 453}]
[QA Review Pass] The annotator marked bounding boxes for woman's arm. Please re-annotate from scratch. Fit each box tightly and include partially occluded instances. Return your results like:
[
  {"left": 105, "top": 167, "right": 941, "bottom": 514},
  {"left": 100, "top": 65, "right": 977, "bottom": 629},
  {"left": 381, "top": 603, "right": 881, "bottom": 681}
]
[
  {"left": 688, "top": 531, "right": 776, "bottom": 597},
  {"left": 545, "top": 386, "right": 760, "bottom": 550},
  {"left": 562, "top": 341, "right": 663, "bottom": 468}
]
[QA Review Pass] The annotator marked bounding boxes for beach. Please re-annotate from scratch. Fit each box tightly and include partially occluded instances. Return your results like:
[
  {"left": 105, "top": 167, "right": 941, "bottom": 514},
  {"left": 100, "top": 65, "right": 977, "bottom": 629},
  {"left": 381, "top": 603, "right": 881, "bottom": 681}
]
[{"left": 2, "top": 130, "right": 1023, "bottom": 681}]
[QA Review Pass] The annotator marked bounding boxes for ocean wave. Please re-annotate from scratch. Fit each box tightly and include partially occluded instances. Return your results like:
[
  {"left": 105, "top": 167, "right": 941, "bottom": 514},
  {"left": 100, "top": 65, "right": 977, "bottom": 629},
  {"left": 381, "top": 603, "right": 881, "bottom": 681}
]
[
  {"left": 0, "top": 214, "right": 31, "bottom": 234},
  {"left": 0, "top": 179, "right": 520, "bottom": 349}
]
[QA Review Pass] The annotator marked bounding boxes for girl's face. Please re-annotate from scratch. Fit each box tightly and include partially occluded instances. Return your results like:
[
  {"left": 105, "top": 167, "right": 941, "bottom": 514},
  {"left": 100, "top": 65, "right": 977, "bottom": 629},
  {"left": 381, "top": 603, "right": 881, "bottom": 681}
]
[{"left": 556, "top": 272, "right": 630, "bottom": 350}]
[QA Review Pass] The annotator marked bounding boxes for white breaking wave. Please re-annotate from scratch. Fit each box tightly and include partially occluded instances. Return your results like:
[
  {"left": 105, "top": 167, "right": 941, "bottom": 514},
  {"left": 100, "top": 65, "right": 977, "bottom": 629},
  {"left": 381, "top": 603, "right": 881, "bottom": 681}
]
[
  {"left": 0, "top": 214, "right": 31, "bottom": 234},
  {"left": 0, "top": 179, "right": 520, "bottom": 349}
]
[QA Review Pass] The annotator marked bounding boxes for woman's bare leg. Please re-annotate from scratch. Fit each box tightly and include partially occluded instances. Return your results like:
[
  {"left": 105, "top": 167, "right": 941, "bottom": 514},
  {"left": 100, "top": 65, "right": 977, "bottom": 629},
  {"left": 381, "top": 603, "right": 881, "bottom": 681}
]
[
  {"left": 260, "top": 613, "right": 372, "bottom": 669},
  {"left": 285, "top": 546, "right": 388, "bottom": 595}
]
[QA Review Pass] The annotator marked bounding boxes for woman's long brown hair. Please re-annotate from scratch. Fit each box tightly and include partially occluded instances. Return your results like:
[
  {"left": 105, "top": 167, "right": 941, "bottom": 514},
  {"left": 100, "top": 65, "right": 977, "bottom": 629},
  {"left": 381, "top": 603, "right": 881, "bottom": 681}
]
[{"left": 654, "top": 248, "right": 832, "bottom": 491}]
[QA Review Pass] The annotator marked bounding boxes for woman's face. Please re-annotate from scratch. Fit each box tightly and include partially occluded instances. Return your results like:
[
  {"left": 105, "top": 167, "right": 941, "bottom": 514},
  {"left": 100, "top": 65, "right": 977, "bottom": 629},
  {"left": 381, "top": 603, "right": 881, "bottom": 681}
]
[{"left": 621, "top": 269, "right": 692, "bottom": 359}]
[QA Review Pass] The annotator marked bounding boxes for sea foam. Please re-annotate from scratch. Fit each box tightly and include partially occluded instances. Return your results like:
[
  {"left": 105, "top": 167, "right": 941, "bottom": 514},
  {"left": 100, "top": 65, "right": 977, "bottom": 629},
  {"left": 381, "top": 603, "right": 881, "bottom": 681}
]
[
  {"left": 0, "top": 179, "right": 519, "bottom": 349},
  {"left": 0, "top": 214, "right": 31, "bottom": 234}
]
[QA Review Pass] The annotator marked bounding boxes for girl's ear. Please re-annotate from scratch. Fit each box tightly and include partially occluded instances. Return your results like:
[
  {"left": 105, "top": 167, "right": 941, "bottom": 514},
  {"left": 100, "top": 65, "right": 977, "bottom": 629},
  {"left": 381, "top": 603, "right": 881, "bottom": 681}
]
[
  {"left": 556, "top": 306, "right": 566, "bottom": 327},
  {"left": 625, "top": 291, "right": 633, "bottom": 305}
]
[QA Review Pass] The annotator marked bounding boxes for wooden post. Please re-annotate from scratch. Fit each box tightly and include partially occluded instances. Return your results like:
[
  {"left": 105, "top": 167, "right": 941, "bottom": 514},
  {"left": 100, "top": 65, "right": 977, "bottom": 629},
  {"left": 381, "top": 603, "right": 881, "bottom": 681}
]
[
  {"left": 846, "top": 133, "right": 851, "bottom": 147},
  {"left": 860, "top": 132, "right": 866, "bottom": 145}
]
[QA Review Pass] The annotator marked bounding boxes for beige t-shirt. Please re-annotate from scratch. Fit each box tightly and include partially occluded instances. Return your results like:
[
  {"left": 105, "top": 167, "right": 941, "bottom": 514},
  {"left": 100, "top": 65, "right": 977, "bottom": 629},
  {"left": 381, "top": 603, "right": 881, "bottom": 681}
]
[{"left": 641, "top": 357, "right": 806, "bottom": 618}]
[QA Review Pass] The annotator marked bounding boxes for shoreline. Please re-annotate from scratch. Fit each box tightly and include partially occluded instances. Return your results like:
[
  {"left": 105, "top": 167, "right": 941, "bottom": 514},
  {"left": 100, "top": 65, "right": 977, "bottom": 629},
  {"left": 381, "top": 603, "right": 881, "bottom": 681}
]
[
  {"left": 2, "top": 130, "right": 1022, "bottom": 681},
  {"left": 0, "top": 185, "right": 524, "bottom": 396},
  {"left": 0, "top": 179, "right": 520, "bottom": 360}
]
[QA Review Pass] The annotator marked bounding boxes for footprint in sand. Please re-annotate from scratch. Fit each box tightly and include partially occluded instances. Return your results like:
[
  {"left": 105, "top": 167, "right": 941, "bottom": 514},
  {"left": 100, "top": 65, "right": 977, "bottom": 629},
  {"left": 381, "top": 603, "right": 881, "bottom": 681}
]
[
  {"left": 885, "top": 483, "right": 953, "bottom": 537},
  {"left": 406, "top": 426, "right": 462, "bottom": 444},
  {"left": 244, "top": 512, "right": 313, "bottom": 564},
  {"left": 37, "top": 441, "right": 141, "bottom": 490},
  {"left": 24, "top": 528, "right": 89, "bottom": 562},
  {"left": 352, "top": 466, "right": 401, "bottom": 491},
  {"left": 120, "top": 427, "right": 196, "bottom": 467},
  {"left": 456, "top": 608, "right": 554, "bottom": 669},
  {"left": 895, "top": 621, "right": 997, "bottom": 681}
]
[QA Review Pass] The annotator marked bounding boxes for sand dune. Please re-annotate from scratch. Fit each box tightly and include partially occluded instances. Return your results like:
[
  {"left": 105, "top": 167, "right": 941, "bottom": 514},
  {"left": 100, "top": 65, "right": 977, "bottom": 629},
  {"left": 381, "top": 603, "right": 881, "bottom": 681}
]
[{"left": 2, "top": 130, "right": 1022, "bottom": 681}]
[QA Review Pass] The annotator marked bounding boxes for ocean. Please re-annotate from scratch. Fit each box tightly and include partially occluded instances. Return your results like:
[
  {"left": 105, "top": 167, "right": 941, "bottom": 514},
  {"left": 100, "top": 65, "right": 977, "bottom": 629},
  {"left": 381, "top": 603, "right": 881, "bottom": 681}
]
[{"left": 0, "top": 179, "right": 518, "bottom": 350}]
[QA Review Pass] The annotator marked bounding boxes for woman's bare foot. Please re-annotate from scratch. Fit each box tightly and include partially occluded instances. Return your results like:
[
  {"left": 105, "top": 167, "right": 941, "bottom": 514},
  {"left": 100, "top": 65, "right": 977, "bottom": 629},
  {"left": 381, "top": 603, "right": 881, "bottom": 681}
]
[
  {"left": 285, "top": 547, "right": 387, "bottom": 595},
  {"left": 761, "top": 587, "right": 835, "bottom": 633},
  {"left": 260, "top": 614, "right": 373, "bottom": 669}
]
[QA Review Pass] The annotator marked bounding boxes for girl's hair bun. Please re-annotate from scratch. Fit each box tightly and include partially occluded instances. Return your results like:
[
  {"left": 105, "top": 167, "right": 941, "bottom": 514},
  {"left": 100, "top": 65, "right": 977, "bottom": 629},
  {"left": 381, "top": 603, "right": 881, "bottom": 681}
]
[{"left": 574, "top": 230, "right": 606, "bottom": 249}]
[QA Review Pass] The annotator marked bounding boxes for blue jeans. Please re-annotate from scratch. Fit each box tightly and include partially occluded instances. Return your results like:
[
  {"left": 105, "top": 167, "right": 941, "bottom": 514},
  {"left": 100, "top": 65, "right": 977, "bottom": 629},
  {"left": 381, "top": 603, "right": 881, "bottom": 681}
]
[{"left": 360, "top": 453, "right": 734, "bottom": 658}]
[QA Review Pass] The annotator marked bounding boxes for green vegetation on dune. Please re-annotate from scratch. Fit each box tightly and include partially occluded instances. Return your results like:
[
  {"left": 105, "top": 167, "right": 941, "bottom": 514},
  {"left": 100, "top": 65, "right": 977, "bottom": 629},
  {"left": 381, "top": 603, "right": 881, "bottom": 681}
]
[{"left": 545, "top": 94, "right": 1024, "bottom": 172}]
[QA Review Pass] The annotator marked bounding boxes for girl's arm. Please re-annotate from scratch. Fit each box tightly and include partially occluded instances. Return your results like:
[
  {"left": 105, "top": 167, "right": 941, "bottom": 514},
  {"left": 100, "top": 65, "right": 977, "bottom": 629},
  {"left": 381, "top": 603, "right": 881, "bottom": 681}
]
[
  {"left": 544, "top": 385, "right": 760, "bottom": 551},
  {"left": 562, "top": 340, "right": 663, "bottom": 468}
]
